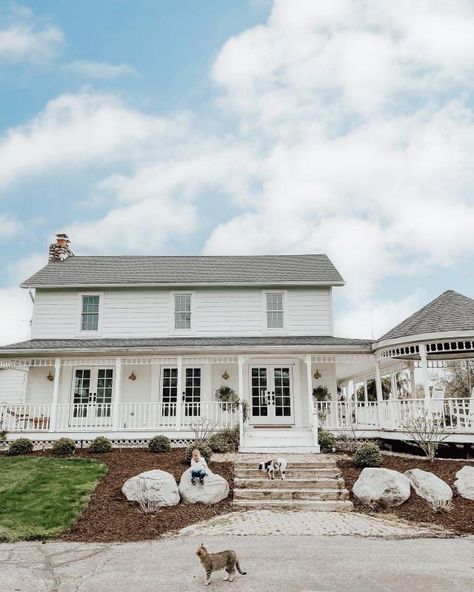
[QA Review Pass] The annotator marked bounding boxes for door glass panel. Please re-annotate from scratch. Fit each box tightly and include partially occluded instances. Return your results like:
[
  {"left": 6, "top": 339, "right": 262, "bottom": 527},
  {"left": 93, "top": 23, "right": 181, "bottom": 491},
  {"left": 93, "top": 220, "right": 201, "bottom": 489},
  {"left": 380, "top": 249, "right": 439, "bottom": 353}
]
[
  {"left": 251, "top": 367, "right": 268, "bottom": 417},
  {"left": 162, "top": 367, "right": 177, "bottom": 416},
  {"left": 274, "top": 367, "right": 291, "bottom": 417},
  {"left": 73, "top": 369, "right": 90, "bottom": 418},
  {"left": 184, "top": 368, "right": 201, "bottom": 416},
  {"left": 96, "top": 368, "right": 113, "bottom": 417}
]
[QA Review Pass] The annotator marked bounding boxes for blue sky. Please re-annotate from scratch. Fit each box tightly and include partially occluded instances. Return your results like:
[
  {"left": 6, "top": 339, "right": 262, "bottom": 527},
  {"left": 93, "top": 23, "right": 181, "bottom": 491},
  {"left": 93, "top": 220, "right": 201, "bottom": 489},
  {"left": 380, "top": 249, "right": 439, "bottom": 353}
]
[{"left": 0, "top": 0, "right": 473, "bottom": 344}]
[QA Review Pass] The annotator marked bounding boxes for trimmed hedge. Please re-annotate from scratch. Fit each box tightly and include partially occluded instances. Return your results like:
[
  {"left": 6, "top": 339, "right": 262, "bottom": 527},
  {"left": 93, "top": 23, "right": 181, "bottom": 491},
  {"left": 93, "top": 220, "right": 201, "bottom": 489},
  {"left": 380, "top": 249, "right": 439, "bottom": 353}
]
[
  {"left": 185, "top": 441, "right": 212, "bottom": 463},
  {"left": 353, "top": 442, "right": 383, "bottom": 468},
  {"left": 7, "top": 438, "right": 33, "bottom": 456},
  {"left": 318, "top": 430, "right": 336, "bottom": 453},
  {"left": 148, "top": 435, "right": 171, "bottom": 453},
  {"left": 89, "top": 436, "right": 112, "bottom": 454},
  {"left": 208, "top": 427, "right": 240, "bottom": 453},
  {"left": 52, "top": 438, "right": 76, "bottom": 456}
]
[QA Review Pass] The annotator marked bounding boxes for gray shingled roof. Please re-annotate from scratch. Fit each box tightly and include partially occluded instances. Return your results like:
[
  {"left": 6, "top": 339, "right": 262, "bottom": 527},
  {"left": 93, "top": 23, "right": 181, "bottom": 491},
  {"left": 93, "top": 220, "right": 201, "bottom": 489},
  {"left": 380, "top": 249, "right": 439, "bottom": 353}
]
[
  {"left": 377, "top": 290, "right": 474, "bottom": 342},
  {"left": 0, "top": 336, "right": 372, "bottom": 353},
  {"left": 20, "top": 254, "right": 344, "bottom": 288}
]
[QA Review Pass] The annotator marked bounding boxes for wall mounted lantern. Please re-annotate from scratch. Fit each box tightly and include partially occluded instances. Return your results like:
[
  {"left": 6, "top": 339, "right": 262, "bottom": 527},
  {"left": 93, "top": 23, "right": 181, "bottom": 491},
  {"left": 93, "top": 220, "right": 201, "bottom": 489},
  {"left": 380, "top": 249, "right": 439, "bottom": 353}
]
[
  {"left": 222, "top": 371, "right": 230, "bottom": 380},
  {"left": 46, "top": 372, "right": 54, "bottom": 382},
  {"left": 313, "top": 370, "right": 322, "bottom": 380},
  {"left": 128, "top": 371, "right": 137, "bottom": 381}
]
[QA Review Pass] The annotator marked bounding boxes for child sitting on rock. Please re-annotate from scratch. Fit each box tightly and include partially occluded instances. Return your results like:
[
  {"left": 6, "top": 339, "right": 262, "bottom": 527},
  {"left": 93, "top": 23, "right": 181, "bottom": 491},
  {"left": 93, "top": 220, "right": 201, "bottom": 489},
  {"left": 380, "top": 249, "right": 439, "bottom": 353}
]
[{"left": 191, "top": 448, "right": 208, "bottom": 486}]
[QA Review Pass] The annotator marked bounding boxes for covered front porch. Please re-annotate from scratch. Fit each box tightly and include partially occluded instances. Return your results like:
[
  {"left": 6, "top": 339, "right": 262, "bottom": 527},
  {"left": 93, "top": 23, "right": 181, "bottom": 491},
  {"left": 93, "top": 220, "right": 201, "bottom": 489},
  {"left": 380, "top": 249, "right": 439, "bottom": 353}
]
[{"left": 0, "top": 349, "right": 379, "bottom": 451}]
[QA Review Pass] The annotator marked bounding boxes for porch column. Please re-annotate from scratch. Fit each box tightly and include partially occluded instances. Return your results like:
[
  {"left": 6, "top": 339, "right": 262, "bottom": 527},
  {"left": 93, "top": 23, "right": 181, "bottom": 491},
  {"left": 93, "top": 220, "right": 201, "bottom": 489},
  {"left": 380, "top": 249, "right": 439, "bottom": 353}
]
[
  {"left": 419, "top": 343, "right": 431, "bottom": 411},
  {"left": 176, "top": 356, "right": 183, "bottom": 429},
  {"left": 390, "top": 372, "right": 398, "bottom": 400},
  {"left": 50, "top": 358, "right": 61, "bottom": 431},
  {"left": 409, "top": 361, "right": 416, "bottom": 398},
  {"left": 363, "top": 380, "right": 368, "bottom": 405},
  {"left": 238, "top": 355, "right": 245, "bottom": 449},
  {"left": 375, "top": 360, "right": 383, "bottom": 402},
  {"left": 112, "top": 358, "right": 122, "bottom": 430},
  {"left": 305, "top": 354, "right": 319, "bottom": 451}
]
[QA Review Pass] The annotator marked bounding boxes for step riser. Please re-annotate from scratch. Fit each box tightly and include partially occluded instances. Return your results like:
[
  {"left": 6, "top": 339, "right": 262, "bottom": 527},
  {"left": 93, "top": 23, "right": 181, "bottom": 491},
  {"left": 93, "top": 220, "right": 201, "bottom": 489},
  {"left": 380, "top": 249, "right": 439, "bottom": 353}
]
[
  {"left": 234, "top": 490, "right": 349, "bottom": 501},
  {"left": 235, "top": 470, "right": 339, "bottom": 479},
  {"left": 234, "top": 462, "right": 336, "bottom": 469},
  {"left": 234, "top": 500, "right": 353, "bottom": 512},
  {"left": 234, "top": 478, "right": 343, "bottom": 489}
]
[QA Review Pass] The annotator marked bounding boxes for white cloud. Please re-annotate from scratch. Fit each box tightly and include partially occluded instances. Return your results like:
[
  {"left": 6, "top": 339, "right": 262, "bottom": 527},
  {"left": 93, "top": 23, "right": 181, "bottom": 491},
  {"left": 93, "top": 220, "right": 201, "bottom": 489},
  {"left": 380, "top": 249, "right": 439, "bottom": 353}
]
[
  {"left": 0, "top": 214, "right": 22, "bottom": 241},
  {"left": 65, "top": 60, "right": 139, "bottom": 79},
  {"left": 0, "top": 6, "right": 63, "bottom": 62},
  {"left": 0, "top": 91, "right": 178, "bottom": 192}
]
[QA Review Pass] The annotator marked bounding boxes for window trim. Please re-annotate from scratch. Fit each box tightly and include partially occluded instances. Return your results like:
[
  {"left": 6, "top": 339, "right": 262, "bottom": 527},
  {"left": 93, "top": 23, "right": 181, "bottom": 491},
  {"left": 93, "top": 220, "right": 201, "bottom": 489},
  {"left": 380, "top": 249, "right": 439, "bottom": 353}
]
[
  {"left": 77, "top": 292, "right": 103, "bottom": 335},
  {"left": 262, "top": 290, "right": 287, "bottom": 333},
  {"left": 170, "top": 291, "right": 195, "bottom": 332}
]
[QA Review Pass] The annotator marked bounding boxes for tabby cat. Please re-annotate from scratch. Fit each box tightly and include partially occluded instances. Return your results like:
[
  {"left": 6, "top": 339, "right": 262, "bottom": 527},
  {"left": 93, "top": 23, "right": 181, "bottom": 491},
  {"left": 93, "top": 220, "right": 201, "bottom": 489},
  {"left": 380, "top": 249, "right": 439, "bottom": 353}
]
[{"left": 196, "top": 543, "right": 247, "bottom": 585}]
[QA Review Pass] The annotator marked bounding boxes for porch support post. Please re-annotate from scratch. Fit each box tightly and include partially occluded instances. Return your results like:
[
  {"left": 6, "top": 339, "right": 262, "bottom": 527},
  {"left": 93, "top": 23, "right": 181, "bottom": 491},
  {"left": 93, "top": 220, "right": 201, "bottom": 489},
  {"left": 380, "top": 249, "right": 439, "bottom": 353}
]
[
  {"left": 305, "top": 354, "right": 319, "bottom": 452},
  {"left": 363, "top": 380, "right": 368, "bottom": 405},
  {"left": 50, "top": 358, "right": 61, "bottom": 431},
  {"left": 419, "top": 343, "right": 431, "bottom": 411},
  {"left": 112, "top": 358, "right": 122, "bottom": 430},
  {"left": 375, "top": 360, "right": 383, "bottom": 402},
  {"left": 238, "top": 355, "right": 245, "bottom": 449},
  {"left": 409, "top": 361, "right": 416, "bottom": 398},
  {"left": 390, "top": 372, "right": 398, "bottom": 400},
  {"left": 176, "top": 356, "right": 183, "bottom": 429}
]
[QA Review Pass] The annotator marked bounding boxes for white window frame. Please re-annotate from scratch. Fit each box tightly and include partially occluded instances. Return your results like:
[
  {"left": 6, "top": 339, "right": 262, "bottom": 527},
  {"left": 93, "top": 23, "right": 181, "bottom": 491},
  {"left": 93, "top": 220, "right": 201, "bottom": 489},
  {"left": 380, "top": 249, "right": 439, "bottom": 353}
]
[
  {"left": 170, "top": 292, "right": 194, "bottom": 332},
  {"left": 262, "top": 290, "right": 287, "bottom": 333},
  {"left": 77, "top": 292, "right": 103, "bottom": 335}
]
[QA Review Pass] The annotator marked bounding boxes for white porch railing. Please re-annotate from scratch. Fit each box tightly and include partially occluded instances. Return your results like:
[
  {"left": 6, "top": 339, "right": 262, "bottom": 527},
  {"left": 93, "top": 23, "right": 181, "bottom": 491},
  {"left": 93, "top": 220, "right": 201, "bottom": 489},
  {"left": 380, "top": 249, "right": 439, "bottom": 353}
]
[
  {"left": 317, "top": 398, "right": 474, "bottom": 432},
  {"left": 0, "top": 401, "right": 237, "bottom": 433}
]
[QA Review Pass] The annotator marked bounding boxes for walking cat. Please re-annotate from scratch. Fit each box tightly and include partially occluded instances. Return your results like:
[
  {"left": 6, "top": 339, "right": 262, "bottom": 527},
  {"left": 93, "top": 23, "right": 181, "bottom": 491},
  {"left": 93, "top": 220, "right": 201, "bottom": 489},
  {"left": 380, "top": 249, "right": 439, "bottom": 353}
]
[{"left": 196, "top": 543, "right": 247, "bottom": 585}]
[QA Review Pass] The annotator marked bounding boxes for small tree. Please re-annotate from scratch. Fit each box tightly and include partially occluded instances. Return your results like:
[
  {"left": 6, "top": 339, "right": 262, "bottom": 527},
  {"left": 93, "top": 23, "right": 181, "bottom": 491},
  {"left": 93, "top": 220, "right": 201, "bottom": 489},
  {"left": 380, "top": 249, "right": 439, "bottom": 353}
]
[{"left": 402, "top": 412, "right": 451, "bottom": 461}]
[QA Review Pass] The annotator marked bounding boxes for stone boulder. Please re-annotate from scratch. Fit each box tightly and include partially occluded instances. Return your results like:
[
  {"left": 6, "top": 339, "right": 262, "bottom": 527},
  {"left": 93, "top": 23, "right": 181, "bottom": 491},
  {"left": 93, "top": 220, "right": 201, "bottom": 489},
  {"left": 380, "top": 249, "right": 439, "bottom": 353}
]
[
  {"left": 122, "top": 469, "right": 179, "bottom": 508},
  {"left": 179, "top": 467, "right": 229, "bottom": 505},
  {"left": 353, "top": 468, "right": 411, "bottom": 507},
  {"left": 404, "top": 468, "right": 452, "bottom": 503},
  {"left": 454, "top": 465, "right": 474, "bottom": 500}
]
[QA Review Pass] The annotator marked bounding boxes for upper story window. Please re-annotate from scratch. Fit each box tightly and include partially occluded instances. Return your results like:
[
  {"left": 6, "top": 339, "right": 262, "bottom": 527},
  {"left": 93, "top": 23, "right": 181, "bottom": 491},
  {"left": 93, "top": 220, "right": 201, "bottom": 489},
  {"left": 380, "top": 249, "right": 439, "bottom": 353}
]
[
  {"left": 266, "top": 292, "right": 284, "bottom": 329},
  {"left": 81, "top": 295, "right": 100, "bottom": 331},
  {"left": 174, "top": 293, "right": 192, "bottom": 329}
]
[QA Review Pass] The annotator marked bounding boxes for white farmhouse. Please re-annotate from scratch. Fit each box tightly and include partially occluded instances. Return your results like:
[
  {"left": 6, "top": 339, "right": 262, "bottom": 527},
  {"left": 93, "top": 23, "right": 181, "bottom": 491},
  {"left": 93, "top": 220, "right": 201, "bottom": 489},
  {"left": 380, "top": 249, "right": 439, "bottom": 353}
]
[{"left": 1, "top": 234, "right": 473, "bottom": 450}]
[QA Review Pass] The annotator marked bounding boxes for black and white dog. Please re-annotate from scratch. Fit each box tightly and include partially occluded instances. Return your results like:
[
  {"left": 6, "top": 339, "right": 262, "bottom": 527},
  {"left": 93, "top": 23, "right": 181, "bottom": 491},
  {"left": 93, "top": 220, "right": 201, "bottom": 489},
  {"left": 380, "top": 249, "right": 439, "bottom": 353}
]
[{"left": 258, "top": 458, "right": 288, "bottom": 480}]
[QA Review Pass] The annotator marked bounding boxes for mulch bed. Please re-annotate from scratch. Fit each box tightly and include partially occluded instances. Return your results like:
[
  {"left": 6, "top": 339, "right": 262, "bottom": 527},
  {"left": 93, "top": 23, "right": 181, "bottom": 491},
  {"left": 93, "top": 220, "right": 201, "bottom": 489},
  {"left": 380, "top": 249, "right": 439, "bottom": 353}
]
[
  {"left": 54, "top": 448, "right": 234, "bottom": 543},
  {"left": 338, "top": 454, "right": 474, "bottom": 535}
]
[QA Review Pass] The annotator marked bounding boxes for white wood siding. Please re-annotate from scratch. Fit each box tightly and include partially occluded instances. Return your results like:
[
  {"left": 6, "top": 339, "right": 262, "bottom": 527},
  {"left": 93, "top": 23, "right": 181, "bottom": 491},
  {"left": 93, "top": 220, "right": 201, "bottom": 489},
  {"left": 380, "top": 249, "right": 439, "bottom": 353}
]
[
  {"left": 0, "top": 369, "right": 27, "bottom": 404},
  {"left": 31, "top": 287, "right": 333, "bottom": 338}
]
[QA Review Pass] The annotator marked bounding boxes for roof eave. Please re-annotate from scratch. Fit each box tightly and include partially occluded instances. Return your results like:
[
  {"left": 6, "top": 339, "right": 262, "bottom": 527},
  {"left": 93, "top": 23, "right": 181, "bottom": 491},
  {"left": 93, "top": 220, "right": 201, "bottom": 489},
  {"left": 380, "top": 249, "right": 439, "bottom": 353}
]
[
  {"left": 21, "top": 280, "right": 346, "bottom": 289},
  {"left": 374, "top": 329, "right": 474, "bottom": 350}
]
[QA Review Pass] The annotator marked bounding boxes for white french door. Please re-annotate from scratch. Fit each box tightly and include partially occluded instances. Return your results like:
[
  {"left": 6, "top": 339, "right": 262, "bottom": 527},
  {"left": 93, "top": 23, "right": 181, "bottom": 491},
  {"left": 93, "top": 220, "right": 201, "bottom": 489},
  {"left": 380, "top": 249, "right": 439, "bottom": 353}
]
[
  {"left": 249, "top": 365, "right": 294, "bottom": 425},
  {"left": 160, "top": 367, "right": 202, "bottom": 417},
  {"left": 71, "top": 368, "right": 114, "bottom": 427}
]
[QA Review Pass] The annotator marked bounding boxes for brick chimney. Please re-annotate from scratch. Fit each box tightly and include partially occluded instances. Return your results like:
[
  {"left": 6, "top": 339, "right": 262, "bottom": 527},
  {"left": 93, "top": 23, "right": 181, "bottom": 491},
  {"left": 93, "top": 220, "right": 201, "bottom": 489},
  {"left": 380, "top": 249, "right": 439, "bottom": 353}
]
[{"left": 48, "top": 233, "right": 74, "bottom": 262}]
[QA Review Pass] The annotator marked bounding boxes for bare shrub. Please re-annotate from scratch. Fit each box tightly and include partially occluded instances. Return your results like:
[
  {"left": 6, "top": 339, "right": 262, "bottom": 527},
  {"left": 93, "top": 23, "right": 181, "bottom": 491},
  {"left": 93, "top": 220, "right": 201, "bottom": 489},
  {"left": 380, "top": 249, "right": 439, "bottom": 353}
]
[
  {"left": 191, "top": 417, "right": 218, "bottom": 442},
  {"left": 427, "top": 499, "right": 454, "bottom": 513},
  {"left": 402, "top": 412, "right": 451, "bottom": 461}
]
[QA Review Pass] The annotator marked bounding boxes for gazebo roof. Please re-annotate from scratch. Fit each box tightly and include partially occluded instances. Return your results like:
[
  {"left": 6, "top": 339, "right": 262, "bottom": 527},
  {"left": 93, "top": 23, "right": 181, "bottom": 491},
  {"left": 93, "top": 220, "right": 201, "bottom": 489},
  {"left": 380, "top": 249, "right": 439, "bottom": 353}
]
[{"left": 377, "top": 290, "right": 474, "bottom": 343}]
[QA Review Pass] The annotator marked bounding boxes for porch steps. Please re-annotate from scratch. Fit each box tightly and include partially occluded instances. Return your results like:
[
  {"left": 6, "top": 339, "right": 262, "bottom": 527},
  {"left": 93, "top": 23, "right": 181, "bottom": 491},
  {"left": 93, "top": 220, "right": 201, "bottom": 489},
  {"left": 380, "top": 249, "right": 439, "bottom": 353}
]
[
  {"left": 233, "top": 458, "right": 352, "bottom": 512},
  {"left": 240, "top": 427, "right": 317, "bottom": 453}
]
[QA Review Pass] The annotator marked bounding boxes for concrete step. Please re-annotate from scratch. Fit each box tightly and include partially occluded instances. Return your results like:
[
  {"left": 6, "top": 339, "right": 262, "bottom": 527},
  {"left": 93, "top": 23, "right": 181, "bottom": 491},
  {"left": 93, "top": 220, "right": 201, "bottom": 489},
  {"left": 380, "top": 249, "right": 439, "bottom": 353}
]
[
  {"left": 235, "top": 468, "right": 340, "bottom": 479},
  {"left": 234, "top": 488, "right": 350, "bottom": 501},
  {"left": 234, "top": 460, "right": 336, "bottom": 469},
  {"left": 233, "top": 499, "right": 353, "bottom": 512},
  {"left": 239, "top": 446, "right": 318, "bottom": 453},
  {"left": 234, "top": 477, "right": 344, "bottom": 490}
]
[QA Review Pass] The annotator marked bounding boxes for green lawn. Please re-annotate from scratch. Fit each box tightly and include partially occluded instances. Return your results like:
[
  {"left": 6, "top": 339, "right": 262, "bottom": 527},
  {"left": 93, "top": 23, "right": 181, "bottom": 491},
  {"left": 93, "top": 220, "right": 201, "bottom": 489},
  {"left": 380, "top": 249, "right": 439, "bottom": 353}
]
[{"left": 0, "top": 456, "right": 107, "bottom": 542}]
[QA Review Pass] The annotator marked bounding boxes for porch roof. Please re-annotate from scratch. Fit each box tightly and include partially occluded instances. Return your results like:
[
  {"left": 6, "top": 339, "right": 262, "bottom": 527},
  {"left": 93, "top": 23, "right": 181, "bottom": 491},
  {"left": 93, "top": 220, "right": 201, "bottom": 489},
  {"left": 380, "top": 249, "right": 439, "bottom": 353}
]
[
  {"left": 0, "top": 336, "right": 373, "bottom": 355},
  {"left": 21, "top": 254, "right": 345, "bottom": 288}
]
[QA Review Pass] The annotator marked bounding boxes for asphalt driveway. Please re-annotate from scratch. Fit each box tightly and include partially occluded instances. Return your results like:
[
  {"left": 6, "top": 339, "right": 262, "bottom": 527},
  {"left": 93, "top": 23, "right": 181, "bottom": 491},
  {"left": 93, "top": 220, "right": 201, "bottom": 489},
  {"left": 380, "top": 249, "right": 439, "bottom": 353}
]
[{"left": 2, "top": 535, "right": 473, "bottom": 592}]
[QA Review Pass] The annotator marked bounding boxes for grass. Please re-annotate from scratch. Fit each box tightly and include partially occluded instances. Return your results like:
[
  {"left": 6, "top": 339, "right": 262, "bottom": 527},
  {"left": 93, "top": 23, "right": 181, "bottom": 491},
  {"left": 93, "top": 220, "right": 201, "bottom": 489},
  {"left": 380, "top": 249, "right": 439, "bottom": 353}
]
[{"left": 0, "top": 456, "right": 107, "bottom": 542}]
